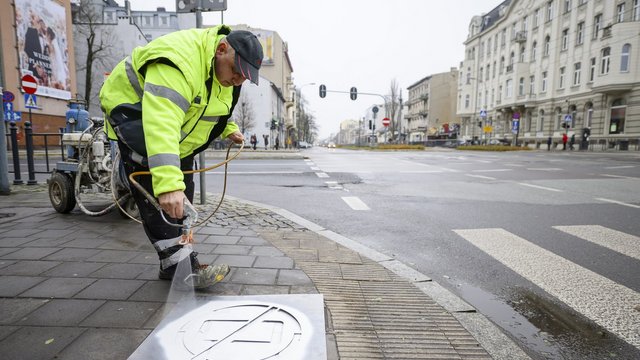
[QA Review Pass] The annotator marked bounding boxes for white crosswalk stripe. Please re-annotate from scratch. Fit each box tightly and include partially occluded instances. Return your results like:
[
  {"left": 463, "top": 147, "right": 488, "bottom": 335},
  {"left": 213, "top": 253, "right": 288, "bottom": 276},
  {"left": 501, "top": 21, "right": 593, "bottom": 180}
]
[
  {"left": 453, "top": 227, "right": 640, "bottom": 348},
  {"left": 554, "top": 225, "right": 640, "bottom": 261}
]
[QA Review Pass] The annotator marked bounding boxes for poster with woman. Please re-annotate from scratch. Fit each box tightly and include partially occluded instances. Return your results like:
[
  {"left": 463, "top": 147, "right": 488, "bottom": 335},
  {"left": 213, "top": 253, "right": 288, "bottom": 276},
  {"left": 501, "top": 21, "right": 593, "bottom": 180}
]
[{"left": 15, "top": 0, "right": 71, "bottom": 100}]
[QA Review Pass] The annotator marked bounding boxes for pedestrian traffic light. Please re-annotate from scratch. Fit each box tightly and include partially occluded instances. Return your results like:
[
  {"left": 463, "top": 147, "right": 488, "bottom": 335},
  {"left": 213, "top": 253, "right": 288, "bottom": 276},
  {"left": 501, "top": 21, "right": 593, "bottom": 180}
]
[
  {"left": 368, "top": 120, "right": 372, "bottom": 129},
  {"left": 319, "top": 84, "right": 326, "bottom": 98},
  {"left": 350, "top": 87, "right": 357, "bottom": 101},
  {"left": 478, "top": 121, "right": 482, "bottom": 128}
]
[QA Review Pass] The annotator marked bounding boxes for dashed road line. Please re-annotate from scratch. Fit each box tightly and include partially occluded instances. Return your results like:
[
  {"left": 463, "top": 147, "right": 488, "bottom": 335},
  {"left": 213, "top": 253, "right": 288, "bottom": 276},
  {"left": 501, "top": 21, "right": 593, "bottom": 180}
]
[
  {"left": 465, "top": 174, "right": 497, "bottom": 180},
  {"left": 526, "top": 168, "right": 563, "bottom": 171},
  {"left": 554, "top": 225, "right": 640, "bottom": 261},
  {"left": 341, "top": 196, "right": 370, "bottom": 210},
  {"left": 595, "top": 197, "right": 640, "bottom": 209},
  {"left": 518, "top": 183, "right": 563, "bottom": 192},
  {"left": 315, "top": 172, "right": 330, "bottom": 178}
]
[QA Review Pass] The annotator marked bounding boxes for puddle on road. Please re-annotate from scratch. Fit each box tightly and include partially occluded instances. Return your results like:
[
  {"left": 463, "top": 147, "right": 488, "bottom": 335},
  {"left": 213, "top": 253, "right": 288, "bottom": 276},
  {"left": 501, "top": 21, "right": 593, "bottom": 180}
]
[{"left": 455, "top": 282, "right": 635, "bottom": 360}]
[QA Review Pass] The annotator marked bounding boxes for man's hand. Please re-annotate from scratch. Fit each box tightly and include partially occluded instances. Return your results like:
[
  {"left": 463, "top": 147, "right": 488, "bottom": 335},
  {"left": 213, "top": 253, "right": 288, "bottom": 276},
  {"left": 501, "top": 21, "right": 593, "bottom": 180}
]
[
  {"left": 158, "top": 190, "right": 186, "bottom": 219},
  {"left": 227, "top": 131, "right": 244, "bottom": 144}
]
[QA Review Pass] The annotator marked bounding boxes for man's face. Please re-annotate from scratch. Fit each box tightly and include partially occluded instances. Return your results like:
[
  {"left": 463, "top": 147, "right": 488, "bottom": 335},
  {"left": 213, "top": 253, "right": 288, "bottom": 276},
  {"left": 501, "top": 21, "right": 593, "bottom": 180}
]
[{"left": 214, "top": 41, "right": 247, "bottom": 87}]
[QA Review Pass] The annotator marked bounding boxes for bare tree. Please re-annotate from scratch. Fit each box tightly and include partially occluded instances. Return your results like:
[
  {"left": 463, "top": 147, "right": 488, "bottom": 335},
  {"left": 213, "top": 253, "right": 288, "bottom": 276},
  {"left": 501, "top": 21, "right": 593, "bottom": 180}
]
[
  {"left": 232, "top": 91, "right": 256, "bottom": 134},
  {"left": 385, "top": 79, "right": 401, "bottom": 142},
  {"left": 72, "top": 0, "right": 118, "bottom": 113}
]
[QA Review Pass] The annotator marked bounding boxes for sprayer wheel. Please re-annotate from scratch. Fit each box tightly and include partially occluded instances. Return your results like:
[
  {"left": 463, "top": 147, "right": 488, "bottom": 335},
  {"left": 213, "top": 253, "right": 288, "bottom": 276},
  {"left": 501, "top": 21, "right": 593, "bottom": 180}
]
[
  {"left": 49, "top": 171, "right": 77, "bottom": 213},
  {"left": 118, "top": 195, "right": 140, "bottom": 220}
]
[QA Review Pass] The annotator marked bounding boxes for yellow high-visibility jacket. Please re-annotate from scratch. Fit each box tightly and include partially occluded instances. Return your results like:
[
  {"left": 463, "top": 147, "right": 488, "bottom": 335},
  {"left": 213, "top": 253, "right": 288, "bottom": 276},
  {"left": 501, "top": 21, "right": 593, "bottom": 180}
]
[{"left": 100, "top": 25, "right": 240, "bottom": 196}]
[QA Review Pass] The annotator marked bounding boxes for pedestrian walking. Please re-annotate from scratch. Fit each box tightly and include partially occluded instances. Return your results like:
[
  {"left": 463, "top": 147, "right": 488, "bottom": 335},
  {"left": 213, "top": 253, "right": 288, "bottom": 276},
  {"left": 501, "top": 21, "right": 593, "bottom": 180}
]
[
  {"left": 250, "top": 134, "right": 257, "bottom": 150},
  {"left": 562, "top": 133, "right": 568, "bottom": 150},
  {"left": 263, "top": 134, "right": 269, "bottom": 150},
  {"left": 547, "top": 136, "right": 552, "bottom": 151},
  {"left": 275, "top": 136, "right": 280, "bottom": 150},
  {"left": 569, "top": 134, "right": 575, "bottom": 151},
  {"left": 99, "top": 26, "right": 263, "bottom": 289}
]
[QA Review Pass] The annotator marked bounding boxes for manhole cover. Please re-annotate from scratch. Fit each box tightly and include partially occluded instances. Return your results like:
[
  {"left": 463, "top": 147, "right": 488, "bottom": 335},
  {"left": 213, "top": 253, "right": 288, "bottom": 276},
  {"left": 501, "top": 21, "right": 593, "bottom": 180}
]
[{"left": 129, "top": 294, "right": 326, "bottom": 360}]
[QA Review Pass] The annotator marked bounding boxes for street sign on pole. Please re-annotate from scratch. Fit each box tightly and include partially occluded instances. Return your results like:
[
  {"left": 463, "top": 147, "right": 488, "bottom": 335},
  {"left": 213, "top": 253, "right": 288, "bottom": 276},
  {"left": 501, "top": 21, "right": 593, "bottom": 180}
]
[
  {"left": 382, "top": 117, "right": 390, "bottom": 127},
  {"left": 24, "top": 94, "right": 37, "bottom": 109},
  {"left": 2, "top": 90, "right": 14, "bottom": 103},
  {"left": 21, "top": 75, "right": 37, "bottom": 95},
  {"left": 479, "top": 109, "right": 487, "bottom": 118}
]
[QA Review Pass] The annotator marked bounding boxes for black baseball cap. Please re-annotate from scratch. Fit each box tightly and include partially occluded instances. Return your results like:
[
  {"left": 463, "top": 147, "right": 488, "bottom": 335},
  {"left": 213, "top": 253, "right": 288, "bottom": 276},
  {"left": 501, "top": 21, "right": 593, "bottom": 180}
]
[{"left": 226, "top": 30, "right": 263, "bottom": 85}]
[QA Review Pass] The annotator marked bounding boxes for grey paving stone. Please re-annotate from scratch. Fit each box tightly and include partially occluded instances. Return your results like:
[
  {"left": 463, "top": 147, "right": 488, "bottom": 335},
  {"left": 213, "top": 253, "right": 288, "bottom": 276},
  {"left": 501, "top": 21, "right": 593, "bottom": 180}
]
[
  {"left": 74, "top": 279, "right": 146, "bottom": 300},
  {"left": 128, "top": 281, "right": 173, "bottom": 302},
  {"left": 254, "top": 256, "right": 294, "bottom": 269},
  {"left": 0, "top": 326, "right": 85, "bottom": 360},
  {"left": 202, "top": 234, "right": 241, "bottom": 245},
  {"left": 128, "top": 252, "right": 159, "bottom": 265},
  {"left": 278, "top": 269, "right": 314, "bottom": 286},
  {"left": 250, "top": 246, "right": 285, "bottom": 256},
  {"left": 0, "top": 275, "right": 45, "bottom": 297},
  {"left": 290, "top": 285, "right": 319, "bottom": 294},
  {"left": 98, "top": 238, "right": 153, "bottom": 251},
  {"left": 80, "top": 300, "right": 161, "bottom": 328},
  {"left": 1, "top": 228, "right": 44, "bottom": 237},
  {"left": 197, "top": 282, "right": 243, "bottom": 296},
  {"left": 42, "top": 262, "right": 106, "bottom": 277},
  {"left": 0, "top": 298, "right": 48, "bottom": 325},
  {"left": 86, "top": 249, "right": 139, "bottom": 263},
  {"left": 20, "top": 299, "right": 105, "bottom": 326},
  {"left": 238, "top": 236, "right": 270, "bottom": 246},
  {"left": 56, "top": 328, "right": 151, "bottom": 360},
  {"left": 191, "top": 243, "right": 217, "bottom": 254},
  {"left": 1, "top": 260, "right": 61, "bottom": 276},
  {"left": 21, "top": 277, "right": 96, "bottom": 298},
  {"left": 30, "top": 228, "right": 76, "bottom": 239},
  {"left": 228, "top": 228, "right": 257, "bottom": 236},
  {"left": 0, "top": 260, "right": 16, "bottom": 269},
  {"left": 62, "top": 237, "right": 111, "bottom": 248},
  {"left": 89, "top": 263, "right": 155, "bottom": 279},
  {"left": 229, "top": 268, "right": 277, "bottom": 285},
  {"left": 215, "top": 254, "right": 256, "bottom": 267},
  {"left": 143, "top": 303, "right": 176, "bottom": 329},
  {"left": 0, "top": 326, "right": 18, "bottom": 342},
  {"left": 214, "top": 244, "right": 252, "bottom": 255},
  {"left": 241, "top": 284, "right": 291, "bottom": 295},
  {"left": 43, "top": 248, "right": 101, "bottom": 261},
  {"left": 0, "top": 248, "right": 19, "bottom": 258},
  {"left": 2, "top": 247, "right": 60, "bottom": 260},
  {"left": 0, "top": 237, "right": 36, "bottom": 247},
  {"left": 196, "top": 226, "right": 230, "bottom": 235},
  {"left": 22, "top": 237, "right": 73, "bottom": 247}
]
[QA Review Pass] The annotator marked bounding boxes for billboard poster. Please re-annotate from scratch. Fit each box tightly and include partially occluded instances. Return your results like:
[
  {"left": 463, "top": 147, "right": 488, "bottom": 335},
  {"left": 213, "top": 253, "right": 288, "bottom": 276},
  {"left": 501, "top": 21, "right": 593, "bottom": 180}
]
[
  {"left": 15, "top": 0, "right": 71, "bottom": 100},
  {"left": 251, "top": 30, "right": 274, "bottom": 66}
]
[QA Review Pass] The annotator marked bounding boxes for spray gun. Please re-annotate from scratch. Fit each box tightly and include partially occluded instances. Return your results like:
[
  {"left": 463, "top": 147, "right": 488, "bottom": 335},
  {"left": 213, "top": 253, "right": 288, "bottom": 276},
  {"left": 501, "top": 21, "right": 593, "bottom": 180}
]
[{"left": 178, "top": 198, "right": 198, "bottom": 245}]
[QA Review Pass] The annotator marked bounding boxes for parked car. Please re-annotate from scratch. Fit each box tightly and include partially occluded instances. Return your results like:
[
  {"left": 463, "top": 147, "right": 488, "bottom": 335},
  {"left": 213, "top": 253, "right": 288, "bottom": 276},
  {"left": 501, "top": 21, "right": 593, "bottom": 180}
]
[
  {"left": 488, "top": 139, "right": 511, "bottom": 146},
  {"left": 298, "top": 141, "right": 312, "bottom": 149}
]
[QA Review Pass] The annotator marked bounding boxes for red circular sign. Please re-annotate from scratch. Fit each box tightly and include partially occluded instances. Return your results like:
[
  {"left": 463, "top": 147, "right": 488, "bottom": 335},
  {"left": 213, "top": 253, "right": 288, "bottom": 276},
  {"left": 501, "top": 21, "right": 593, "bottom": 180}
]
[
  {"left": 21, "top": 75, "right": 38, "bottom": 95},
  {"left": 382, "top": 117, "right": 390, "bottom": 127}
]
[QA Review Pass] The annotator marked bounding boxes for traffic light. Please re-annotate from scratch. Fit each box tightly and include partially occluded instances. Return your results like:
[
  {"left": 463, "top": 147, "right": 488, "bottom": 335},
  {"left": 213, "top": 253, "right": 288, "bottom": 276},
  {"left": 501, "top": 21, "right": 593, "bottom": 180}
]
[
  {"left": 478, "top": 121, "right": 482, "bottom": 128},
  {"left": 368, "top": 120, "right": 372, "bottom": 129},
  {"left": 270, "top": 119, "right": 277, "bottom": 130},
  {"left": 350, "top": 87, "right": 357, "bottom": 100},
  {"left": 319, "top": 84, "right": 326, "bottom": 98}
]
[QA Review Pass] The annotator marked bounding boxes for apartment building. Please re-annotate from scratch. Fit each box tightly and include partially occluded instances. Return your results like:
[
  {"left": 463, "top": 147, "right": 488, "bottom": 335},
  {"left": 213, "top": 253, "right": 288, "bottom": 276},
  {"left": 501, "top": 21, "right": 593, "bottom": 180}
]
[
  {"left": 457, "top": 0, "right": 640, "bottom": 149},
  {"left": 405, "top": 68, "right": 459, "bottom": 143}
]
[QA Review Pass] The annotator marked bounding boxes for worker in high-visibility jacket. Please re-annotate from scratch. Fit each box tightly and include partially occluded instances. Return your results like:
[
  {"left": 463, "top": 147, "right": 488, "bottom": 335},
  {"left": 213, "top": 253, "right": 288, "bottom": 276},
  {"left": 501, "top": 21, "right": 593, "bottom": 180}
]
[{"left": 100, "top": 26, "right": 263, "bottom": 289}]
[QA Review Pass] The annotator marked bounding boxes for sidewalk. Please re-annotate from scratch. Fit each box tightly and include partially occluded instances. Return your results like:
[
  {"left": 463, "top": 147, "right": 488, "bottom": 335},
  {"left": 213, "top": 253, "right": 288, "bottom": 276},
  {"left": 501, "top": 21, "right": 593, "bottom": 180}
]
[{"left": 0, "top": 184, "right": 529, "bottom": 359}]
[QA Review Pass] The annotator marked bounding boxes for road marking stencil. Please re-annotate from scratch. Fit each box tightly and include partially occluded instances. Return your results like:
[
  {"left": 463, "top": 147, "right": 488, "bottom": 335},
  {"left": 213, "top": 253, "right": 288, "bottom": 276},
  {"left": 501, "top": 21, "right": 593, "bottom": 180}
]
[
  {"left": 453, "top": 228, "right": 640, "bottom": 348},
  {"left": 341, "top": 196, "right": 370, "bottom": 210}
]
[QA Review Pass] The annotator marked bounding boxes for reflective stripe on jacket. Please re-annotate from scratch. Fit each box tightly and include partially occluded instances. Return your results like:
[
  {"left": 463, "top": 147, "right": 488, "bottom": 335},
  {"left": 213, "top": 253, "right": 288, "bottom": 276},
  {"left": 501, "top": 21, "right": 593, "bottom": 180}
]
[{"left": 99, "top": 25, "right": 240, "bottom": 196}]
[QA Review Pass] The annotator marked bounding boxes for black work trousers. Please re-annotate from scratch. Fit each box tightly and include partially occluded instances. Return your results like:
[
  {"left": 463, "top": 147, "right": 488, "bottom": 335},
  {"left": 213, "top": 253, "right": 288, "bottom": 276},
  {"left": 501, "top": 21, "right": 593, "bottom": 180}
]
[{"left": 117, "top": 143, "right": 196, "bottom": 271}]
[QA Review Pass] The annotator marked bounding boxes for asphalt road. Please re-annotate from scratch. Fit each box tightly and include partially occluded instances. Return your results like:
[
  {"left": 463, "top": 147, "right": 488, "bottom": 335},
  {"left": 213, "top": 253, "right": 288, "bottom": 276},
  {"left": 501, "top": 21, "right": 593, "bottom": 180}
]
[{"left": 207, "top": 147, "right": 640, "bottom": 360}]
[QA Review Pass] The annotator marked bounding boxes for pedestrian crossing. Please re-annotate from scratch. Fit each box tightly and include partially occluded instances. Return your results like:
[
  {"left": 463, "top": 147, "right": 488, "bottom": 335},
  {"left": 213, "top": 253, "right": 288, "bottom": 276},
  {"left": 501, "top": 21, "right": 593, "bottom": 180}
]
[{"left": 453, "top": 226, "right": 640, "bottom": 349}]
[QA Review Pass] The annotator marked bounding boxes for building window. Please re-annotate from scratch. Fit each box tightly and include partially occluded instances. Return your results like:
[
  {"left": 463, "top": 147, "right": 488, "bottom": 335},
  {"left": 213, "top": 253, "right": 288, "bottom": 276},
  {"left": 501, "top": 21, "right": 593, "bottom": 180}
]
[
  {"left": 601, "top": 47, "right": 611, "bottom": 74},
  {"left": 144, "top": 16, "right": 152, "bottom": 26},
  {"left": 561, "top": 29, "right": 569, "bottom": 50},
  {"left": 564, "top": 0, "right": 571, "bottom": 13},
  {"left": 160, "top": 16, "right": 169, "bottom": 26},
  {"left": 506, "top": 79, "right": 513, "bottom": 98},
  {"left": 620, "top": 44, "right": 631, "bottom": 72},
  {"left": 542, "top": 71, "right": 548, "bottom": 92},
  {"left": 547, "top": 1, "right": 554, "bottom": 21},
  {"left": 577, "top": 22, "right": 584, "bottom": 45},
  {"left": 634, "top": 0, "right": 640, "bottom": 21},
  {"left": 593, "top": 14, "right": 602, "bottom": 39},
  {"left": 510, "top": 51, "right": 515, "bottom": 65},
  {"left": 559, "top": 67, "right": 566, "bottom": 88},
  {"left": 544, "top": 35, "right": 551, "bottom": 56},
  {"left": 556, "top": 108, "right": 563, "bottom": 129},
  {"left": 465, "top": 94, "right": 470, "bottom": 108},
  {"left": 531, "top": 41, "right": 538, "bottom": 61},
  {"left": 573, "top": 62, "right": 581, "bottom": 85},
  {"left": 519, "top": 77, "right": 525, "bottom": 96},
  {"left": 491, "top": 88, "right": 495, "bottom": 105},
  {"left": 538, "top": 110, "right": 545, "bottom": 132},
  {"left": 617, "top": 3, "right": 626, "bottom": 23},
  {"left": 501, "top": 28, "right": 507, "bottom": 47},
  {"left": 479, "top": 67, "right": 483, "bottom": 82},
  {"left": 534, "top": 8, "right": 541, "bottom": 27},
  {"left": 529, "top": 75, "right": 535, "bottom": 94},
  {"left": 486, "top": 65, "right": 491, "bottom": 80},
  {"left": 589, "top": 57, "right": 596, "bottom": 81},
  {"left": 609, "top": 99, "right": 626, "bottom": 134},
  {"left": 493, "top": 61, "right": 497, "bottom": 78},
  {"left": 520, "top": 46, "right": 526, "bottom": 62},
  {"left": 585, "top": 104, "right": 593, "bottom": 127},
  {"left": 498, "top": 85, "right": 503, "bottom": 101},
  {"left": 500, "top": 57, "right": 505, "bottom": 73}
]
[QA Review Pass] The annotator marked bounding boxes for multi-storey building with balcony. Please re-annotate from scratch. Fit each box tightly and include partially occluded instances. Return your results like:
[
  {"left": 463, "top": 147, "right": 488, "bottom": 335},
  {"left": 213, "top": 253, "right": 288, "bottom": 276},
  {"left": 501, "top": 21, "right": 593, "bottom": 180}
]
[
  {"left": 457, "top": 0, "right": 640, "bottom": 150},
  {"left": 406, "top": 68, "right": 459, "bottom": 143}
]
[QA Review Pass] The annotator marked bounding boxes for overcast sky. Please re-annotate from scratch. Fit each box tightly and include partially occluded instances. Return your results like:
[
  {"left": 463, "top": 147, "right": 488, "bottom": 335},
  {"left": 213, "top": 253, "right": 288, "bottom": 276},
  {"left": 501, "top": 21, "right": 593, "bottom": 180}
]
[{"left": 124, "top": 0, "right": 501, "bottom": 139}]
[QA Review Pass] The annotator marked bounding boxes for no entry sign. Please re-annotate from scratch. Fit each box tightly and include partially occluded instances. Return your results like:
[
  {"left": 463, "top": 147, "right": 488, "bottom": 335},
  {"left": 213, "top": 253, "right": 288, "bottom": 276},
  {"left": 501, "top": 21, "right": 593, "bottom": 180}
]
[
  {"left": 21, "top": 75, "right": 38, "bottom": 95},
  {"left": 382, "top": 117, "right": 390, "bottom": 127}
]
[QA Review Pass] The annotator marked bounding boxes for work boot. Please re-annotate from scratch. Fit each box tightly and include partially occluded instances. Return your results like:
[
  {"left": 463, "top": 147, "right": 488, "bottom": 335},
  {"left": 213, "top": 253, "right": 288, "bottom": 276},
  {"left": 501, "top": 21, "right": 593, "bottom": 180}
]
[{"left": 158, "top": 253, "right": 230, "bottom": 289}]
